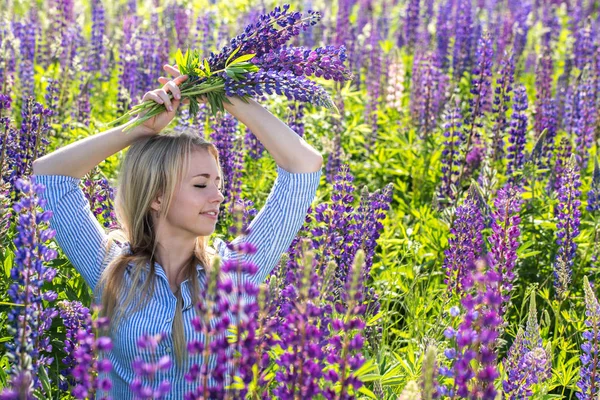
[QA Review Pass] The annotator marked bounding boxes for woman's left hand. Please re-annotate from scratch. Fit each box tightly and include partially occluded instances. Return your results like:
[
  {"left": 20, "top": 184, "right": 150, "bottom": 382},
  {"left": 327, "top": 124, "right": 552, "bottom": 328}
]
[{"left": 158, "top": 64, "right": 208, "bottom": 105}]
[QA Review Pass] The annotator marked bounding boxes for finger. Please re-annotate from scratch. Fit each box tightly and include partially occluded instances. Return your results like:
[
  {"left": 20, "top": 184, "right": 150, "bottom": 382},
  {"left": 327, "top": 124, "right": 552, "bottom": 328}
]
[
  {"left": 156, "top": 90, "right": 173, "bottom": 111},
  {"left": 158, "top": 76, "right": 169, "bottom": 85},
  {"left": 163, "top": 81, "right": 181, "bottom": 100},
  {"left": 142, "top": 91, "right": 164, "bottom": 105},
  {"left": 182, "top": 98, "right": 190, "bottom": 105},
  {"left": 163, "top": 64, "right": 181, "bottom": 78}
]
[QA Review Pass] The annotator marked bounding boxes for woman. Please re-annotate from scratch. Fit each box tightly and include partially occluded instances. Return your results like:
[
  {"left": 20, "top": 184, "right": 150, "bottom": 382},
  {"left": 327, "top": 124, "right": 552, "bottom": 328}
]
[{"left": 32, "top": 63, "right": 323, "bottom": 398}]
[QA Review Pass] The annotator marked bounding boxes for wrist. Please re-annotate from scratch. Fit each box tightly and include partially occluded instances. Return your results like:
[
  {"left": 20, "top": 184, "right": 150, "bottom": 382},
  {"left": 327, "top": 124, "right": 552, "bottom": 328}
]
[{"left": 125, "top": 120, "right": 155, "bottom": 138}]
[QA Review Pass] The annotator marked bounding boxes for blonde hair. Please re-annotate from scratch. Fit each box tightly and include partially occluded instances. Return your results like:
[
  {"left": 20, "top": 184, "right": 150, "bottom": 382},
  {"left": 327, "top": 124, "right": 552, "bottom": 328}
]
[{"left": 95, "top": 127, "right": 223, "bottom": 370}]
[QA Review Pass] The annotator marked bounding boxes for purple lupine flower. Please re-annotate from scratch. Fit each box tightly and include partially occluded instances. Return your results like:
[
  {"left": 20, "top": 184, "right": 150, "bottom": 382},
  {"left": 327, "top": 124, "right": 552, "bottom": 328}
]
[
  {"left": 547, "top": 137, "right": 573, "bottom": 194},
  {"left": 209, "top": 112, "right": 244, "bottom": 215},
  {"left": 573, "top": 19, "right": 594, "bottom": 70},
  {"left": 186, "top": 219, "right": 258, "bottom": 398},
  {"left": 56, "top": 300, "right": 90, "bottom": 391},
  {"left": 541, "top": 0, "right": 561, "bottom": 47},
  {"left": 1, "top": 177, "right": 59, "bottom": 398},
  {"left": 487, "top": 183, "right": 523, "bottom": 314},
  {"left": 553, "top": 155, "right": 582, "bottom": 300},
  {"left": 244, "top": 126, "right": 265, "bottom": 160},
  {"left": 13, "top": 11, "right": 37, "bottom": 101},
  {"left": 173, "top": 5, "right": 191, "bottom": 51},
  {"left": 554, "top": 56, "right": 573, "bottom": 127},
  {"left": 115, "top": 15, "right": 141, "bottom": 113},
  {"left": 272, "top": 261, "right": 328, "bottom": 399},
  {"left": 57, "top": 302, "right": 113, "bottom": 398},
  {"left": 208, "top": 5, "right": 321, "bottom": 72},
  {"left": 452, "top": 0, "right": 474, "bottom": 79},
  {"left": 130, "top": 333, "right": 172, "bottom": 399},
  {"left": 72, "top": 74, "right": 92, "bottom": 126},
  {"left": 578, "top": 275, "right": 600, "bottom": 398},
  {"left": 334, "top": 0, "right": 352, "bottom": 50},
  {"left": 195, "top": 10, "right": 216, "bottom": 57},
  {"left": 441, "top": 258, "right": 502, "bottom": 399},
  {"left": 11, "top": 97, "right": 53, "bottom": 180},
  {"left": 438, "top": 97, "right": 465, "bottom": 202},
  {"left": 490, "top": 50, "right": 515, "bottom": 161},
  {"left": 503, "top": 295, "right": 551, "bottom": 398},
  {"left": 533, "top": 47, "right": 558, "bottom": 172},
  {"left": 534, "top": 48, "right": 553, "bottom": 135},
  {"left": 251, "top": 45, "right": 352, "bottom": 82},
  {"left": 404, "top": 0, "right": 421, "bottom": 49},
  {"left": 510, "top": 0, "right": 532, "bottom": 58},
  {"left": 460, "top": 32, "right": 494, "bottom": 182},
  {"left": 223, "top": 69, "right": 337, "bottom": 109},
  {"left": 442, "top": 199, "right": 485, "bottom": 295},
  {"left": 286, "top": 101, "right": 305, "bottom": 137},
  {"left": 563, "top": 69, "right": 596, "bottom": 171},
  {"left": 365, "top": 17, "right": 382, "bottom": 152},
  {"left": 410, "top": 51, "right": 448, "bottom": 139},
  {"left": 436, "top": 0, "right": 454, "bottom": 71},
  {"left": 82, "top": 166, "right": 120, "bottom": 230},
  {"left": 506, "top": 84, "right": 529, "bottom": 179},
  {"left": 88, "top": 0, "right": 107, "bottom": 77}
]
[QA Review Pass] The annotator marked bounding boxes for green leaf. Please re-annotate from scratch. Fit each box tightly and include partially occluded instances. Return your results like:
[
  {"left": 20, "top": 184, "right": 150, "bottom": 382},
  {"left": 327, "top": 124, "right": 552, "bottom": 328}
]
[
  {"left": 4, "top": 250, "right": 13, "bottom": 278},
  {"left": 357, "top": 386, "right": 377, "bottom": 398},
  {"left": 225, "top": 45, "right": 242, "bottom": 67},
  {"left": 203, "top": 58, "right": 211, "bottom": 76},
  {"left": 37, "top": 365, "right": 52, "bottom": 399},
  {"left": 225, "top": 69, "right": 237, "bottom": 80},
  {"left": 228, "top": 53, "right": 256, "bottom": 67}
]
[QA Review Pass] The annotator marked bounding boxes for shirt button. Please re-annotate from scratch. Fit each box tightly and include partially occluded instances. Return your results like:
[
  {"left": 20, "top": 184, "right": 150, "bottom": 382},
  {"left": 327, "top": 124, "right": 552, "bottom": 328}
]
[
  {"left": 166, "top": 347, "right": 172, "bottom": 353},
  {"left": 166, "top": 318, "right": 172, "bottom": 323}
]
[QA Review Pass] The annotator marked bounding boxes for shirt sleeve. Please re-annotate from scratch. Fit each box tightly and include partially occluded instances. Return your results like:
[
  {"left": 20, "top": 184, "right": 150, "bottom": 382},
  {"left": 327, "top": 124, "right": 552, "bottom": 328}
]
[
  {"left": 218, "top": 164, "right": 321, "bottom": 285},
  {"left": 34, "top": 174, "right": 120, "bottom": 291}
]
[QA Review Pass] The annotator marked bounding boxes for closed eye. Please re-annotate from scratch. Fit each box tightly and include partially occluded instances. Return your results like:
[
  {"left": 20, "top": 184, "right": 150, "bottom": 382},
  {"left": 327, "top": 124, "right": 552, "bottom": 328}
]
[{"left": 195, "top": 185, "right": 223, "bottom": 192}]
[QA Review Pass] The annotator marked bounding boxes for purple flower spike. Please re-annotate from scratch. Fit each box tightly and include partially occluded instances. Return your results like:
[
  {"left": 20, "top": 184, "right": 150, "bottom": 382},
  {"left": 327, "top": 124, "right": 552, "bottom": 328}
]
[
  {"left": 209, "top": 5, "right": 321, "bottom": 71},
  {"left": 577, "top": 276, "right": 600, "bottom": 398},
  {"left": 251, "top": 45, "right": 352, "bottom": 82},
  {"left": 441, "top": 259, "right": 502, "bottom": 399},
  {"left": 223, "top": 69, "right": 336, "bottom": 109},
  {"left": 490, "top": 51, "right": 515, "bottom": 161},
  {"left": 442, "top": 200, "right": 485, "bottom": 295},
  {"left": 553, "top": 155, "right": 582, "bottom": 300},
  {"left": 1, "top": 177, "right": 59, "bottom": 398},
  {"left": 506, "top": 84, "right": 529, "bottom": 179},
  {"left": 503, "top": 295, "right": 551, "bottom": 398},
  {"left": 487, "top": 183, "right": 524, "bottom": 315}
]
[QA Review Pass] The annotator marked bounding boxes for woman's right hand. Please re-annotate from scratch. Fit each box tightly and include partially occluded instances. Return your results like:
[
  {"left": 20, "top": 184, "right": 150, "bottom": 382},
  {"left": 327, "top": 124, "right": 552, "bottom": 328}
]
[{"left": 133, "top": 74, "right": 189, "bottom": 136}]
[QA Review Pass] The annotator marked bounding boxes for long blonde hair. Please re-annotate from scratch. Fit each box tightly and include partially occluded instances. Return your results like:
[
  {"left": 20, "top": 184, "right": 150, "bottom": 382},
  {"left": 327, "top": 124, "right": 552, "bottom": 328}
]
[{"left": 95, "top": 127, "right": 223, "bottom": 369}]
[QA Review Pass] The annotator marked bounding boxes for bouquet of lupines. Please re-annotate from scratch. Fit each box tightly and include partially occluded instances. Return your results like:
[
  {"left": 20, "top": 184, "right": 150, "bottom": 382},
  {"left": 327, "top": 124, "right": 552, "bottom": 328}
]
[{"left": 110, "top": 4, "right": 353, "bottom": 133}]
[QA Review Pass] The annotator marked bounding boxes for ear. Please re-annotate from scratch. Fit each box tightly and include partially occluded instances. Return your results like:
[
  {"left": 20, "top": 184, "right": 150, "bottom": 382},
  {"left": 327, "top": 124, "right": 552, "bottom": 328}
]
[{"left": 150, "top": 194, "right": 163, "bottom": 212}]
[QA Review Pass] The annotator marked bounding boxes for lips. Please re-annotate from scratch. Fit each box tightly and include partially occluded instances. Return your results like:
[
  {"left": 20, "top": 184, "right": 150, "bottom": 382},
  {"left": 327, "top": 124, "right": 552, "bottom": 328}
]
[{"left": 201, "top": 211, "right": 218, "bottom": 220}]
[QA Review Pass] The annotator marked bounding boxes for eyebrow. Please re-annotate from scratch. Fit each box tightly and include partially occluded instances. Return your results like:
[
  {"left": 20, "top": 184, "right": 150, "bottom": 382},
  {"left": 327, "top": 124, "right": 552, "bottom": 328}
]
[{"left": 193, "top": 173, "right": 221, "bottom": 181}]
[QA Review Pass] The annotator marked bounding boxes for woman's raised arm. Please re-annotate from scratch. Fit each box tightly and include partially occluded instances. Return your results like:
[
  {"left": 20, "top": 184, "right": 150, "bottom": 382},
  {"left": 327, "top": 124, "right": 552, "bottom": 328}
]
[{"left": 32, "top": 73, "right": 190, "bottom": 179}]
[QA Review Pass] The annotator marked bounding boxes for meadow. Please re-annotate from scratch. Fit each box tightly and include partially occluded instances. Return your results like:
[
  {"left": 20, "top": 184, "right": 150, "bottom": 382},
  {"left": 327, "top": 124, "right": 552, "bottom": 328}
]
[{"left": 0, "top": 0, "right": 599, "bottom": 398}]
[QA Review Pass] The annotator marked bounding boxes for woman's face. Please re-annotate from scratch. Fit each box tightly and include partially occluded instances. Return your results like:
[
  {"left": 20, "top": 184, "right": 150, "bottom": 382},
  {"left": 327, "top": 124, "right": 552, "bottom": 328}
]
[{"left": 151, "top": 149, "right": 225, "bottom": 239}]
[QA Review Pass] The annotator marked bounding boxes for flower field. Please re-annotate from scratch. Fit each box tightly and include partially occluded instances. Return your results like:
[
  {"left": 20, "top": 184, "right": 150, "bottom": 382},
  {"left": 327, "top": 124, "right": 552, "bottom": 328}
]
[{"left": 0, "top": 0, "right": 600, "bottom": 398}]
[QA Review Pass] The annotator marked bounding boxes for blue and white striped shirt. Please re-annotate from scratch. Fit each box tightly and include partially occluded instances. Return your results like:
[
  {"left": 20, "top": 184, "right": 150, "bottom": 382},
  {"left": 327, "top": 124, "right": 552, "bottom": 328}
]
[{"left": 35, "top": 164, "right": 321, "bottom": 399}]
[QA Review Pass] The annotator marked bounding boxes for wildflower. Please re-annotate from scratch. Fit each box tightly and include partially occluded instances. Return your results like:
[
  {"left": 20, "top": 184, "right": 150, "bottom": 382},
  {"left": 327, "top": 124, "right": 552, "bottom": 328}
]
[
  {"left": 577, "top": 276, "right": 600, "bottom": 398},
  {"left": 1, "top": 177, "right": 59, "bottom": 398},
  {"left": 553, "top": 155, "right": 582, "bottom": 300},
  {"left": 506, "top": 84, "right": 529, "bottom": 179}
]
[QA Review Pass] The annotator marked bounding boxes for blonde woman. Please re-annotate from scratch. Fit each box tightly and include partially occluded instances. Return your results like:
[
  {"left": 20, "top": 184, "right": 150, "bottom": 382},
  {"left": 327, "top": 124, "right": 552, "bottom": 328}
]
[{"left": 32, "top": 64, "right": 323, "bottom": 398}]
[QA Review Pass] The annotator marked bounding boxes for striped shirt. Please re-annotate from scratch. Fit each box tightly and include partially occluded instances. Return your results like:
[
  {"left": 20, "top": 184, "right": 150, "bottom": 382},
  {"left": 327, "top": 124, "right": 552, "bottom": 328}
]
[{"left": 35, "top": 164, "right": 321, "bottom": 399}]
